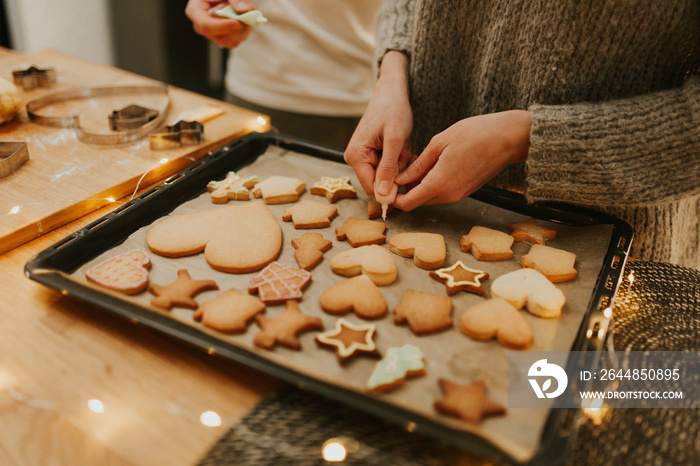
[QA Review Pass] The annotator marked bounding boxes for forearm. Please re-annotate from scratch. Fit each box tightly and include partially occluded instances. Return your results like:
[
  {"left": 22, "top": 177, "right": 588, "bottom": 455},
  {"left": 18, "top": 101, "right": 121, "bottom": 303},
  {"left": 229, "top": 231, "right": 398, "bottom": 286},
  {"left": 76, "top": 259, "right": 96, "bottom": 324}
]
[{"left": 526, "top": 77, "right": 700, "bottom": 206}]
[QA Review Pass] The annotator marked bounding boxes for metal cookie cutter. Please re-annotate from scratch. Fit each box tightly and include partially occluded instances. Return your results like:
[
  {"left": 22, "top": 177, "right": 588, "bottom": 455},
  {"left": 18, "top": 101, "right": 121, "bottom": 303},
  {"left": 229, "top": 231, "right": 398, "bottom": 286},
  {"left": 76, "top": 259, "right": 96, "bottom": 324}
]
[
  {"left": 150, "top": 120, "right": 204, "bottom": 150},
  {"left": 26, "top": 84, "right": 170, "bottom": 145},
  {"left": 109, "top": 104, "right": 159, "bottom": 130},
  {"left": 0, "top": 142, "right": 29, "bottom": 178},
  {"left": 12, "top": 65, "right": 57, "bottom": 91}
]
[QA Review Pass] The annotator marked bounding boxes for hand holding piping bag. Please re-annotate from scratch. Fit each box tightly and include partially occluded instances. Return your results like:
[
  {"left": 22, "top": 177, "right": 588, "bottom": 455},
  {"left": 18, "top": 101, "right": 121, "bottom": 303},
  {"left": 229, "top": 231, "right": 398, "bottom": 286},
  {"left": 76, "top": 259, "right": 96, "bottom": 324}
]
[{"left": 374, "top": 165, "right": 399, "bottom": 221}]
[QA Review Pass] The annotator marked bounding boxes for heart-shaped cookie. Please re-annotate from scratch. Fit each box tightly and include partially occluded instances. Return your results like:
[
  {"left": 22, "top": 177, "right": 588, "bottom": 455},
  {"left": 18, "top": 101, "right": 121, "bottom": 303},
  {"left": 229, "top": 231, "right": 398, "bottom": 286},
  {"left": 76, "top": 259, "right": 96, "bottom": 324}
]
[
  {"left": 85, "top": 250, "right": 151, "bottom": 295},
  {"left": 146, "top": 202, "right": 281, "bottom": 273},
  {"left": 490, "top": 268, "right": 565, "bottom": 318},
  {"left": 330, "top": 244, "right": 397, "bottom": 286},
  {"left": 319, "top": 275, "right": 387, "bottom": 319},
  {"left": 459, "top": 298, "right": 532, "bottom": 350},
  {"left": 389, "top": 232, "right": 446, "bottom": 269}
]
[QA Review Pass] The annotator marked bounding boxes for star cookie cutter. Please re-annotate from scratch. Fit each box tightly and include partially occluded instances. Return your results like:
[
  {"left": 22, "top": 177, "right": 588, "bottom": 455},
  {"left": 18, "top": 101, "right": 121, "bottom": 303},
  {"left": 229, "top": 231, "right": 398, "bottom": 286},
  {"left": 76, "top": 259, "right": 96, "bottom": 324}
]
[
  {"left": 108, "top": 104, "right": 160, "bottom": 131},
  {"left": 26, "top": 84, "right": 170, "bottom": 145},
  {"left": 149, "top": 120, "right": 204, "bottom": 150},
  {"left": 12, "top": 65, "right": 56, "bottom": 91},
  {"left": 0, "top": 142, "right": 29, "bottom": 179}
]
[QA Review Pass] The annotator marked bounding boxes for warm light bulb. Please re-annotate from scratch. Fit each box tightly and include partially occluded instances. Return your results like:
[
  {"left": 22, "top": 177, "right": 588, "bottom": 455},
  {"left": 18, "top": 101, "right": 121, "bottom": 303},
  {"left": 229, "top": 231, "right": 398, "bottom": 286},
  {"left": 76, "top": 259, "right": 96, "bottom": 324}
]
[
  {"left": 88, "top": 399, "right": 105, "bottom": 413},
  {"left": 322, "top": 441, "right": 347, "bottom": 462},
  {"left": 10, "top": 206, "right": 20, "bottom": 214},
  {"left": 159, "top": 158, "right": 169, "bottom": 164},
  {"left": 200, "top": 411, "right": 222, "bottom": 427},
  {"left": 603, "top": 307, "right": 612, "bottom": 318},
  {"left": 628, "top": 272, "right": 634, "bottom": 284},
  {"left": 106, "top": 197, "right": 115, "bottom": 203},
  {"left": 256, "top": 116, "right": 266, "bottom": 126}
]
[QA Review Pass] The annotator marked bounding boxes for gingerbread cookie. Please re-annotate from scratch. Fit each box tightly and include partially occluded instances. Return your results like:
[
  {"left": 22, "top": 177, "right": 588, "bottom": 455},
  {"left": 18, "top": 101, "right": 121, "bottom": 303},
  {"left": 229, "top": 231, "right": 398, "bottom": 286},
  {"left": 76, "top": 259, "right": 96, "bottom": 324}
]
[
  {"left": 282, "top": 200, "right": 338, "bottom": 229},
  {"left": 508, "top": 217, "right": 556, "bottom": 245},
  {"left": 310, "top": 176, "right": 357, "bottom": 203},
  {"left": 253, "top": 300, "right": 323, "bottom": 350},
  {"left": 366, "top": 345, "right": 426, "bottom": 393},
  {"left": 430, "top": 261, "right": 489, "bottom": 295},
  {"left": 394, "top": 290, "right": 453, "bottom": 335},
  {"left": 459, "top": 226, "right": 514, "bottom": 261},
  {"left": 291, "top": 232, "right": 332, "bottom": 270},
  {"left": 207, "top": 171, "right": 259, "bottom": 203},
  {"left": 335, "top": 217, "right": 386, "bottom": 247},
  {"left": 368, "top": 199, "right": 393, "bottom": 219},
  {"left": 330, "top": 244, "right": 397, "bottom": 286},
  {"left": 251, "top": 175, "right": 306, "bottom": 204},
  {"left": 315, "top": 317, "right": 379, "bottom": 364},
  {"left": 389, "top": 232, "right": 446, "bottom": 269},
  {"left": 434, "top": 379, "right": 505, "bottom": 424},
  {"left": 319, "top": 275, "right": 387, "bottom": 319},
  {"left": 521, "top": 244, "right": 577, "bottom": 283},
  {"left": 459, "top": 298, "right": 532, "bottom": 350},
  {"left": 490, "top": 268, "right": 565, "bottom": 318},
  {"left": 85, "top": 250, "right": 150, "bottom": 295},
  {"left": 193, "top": 289, "right": 266, "bottom": 333},
  {"left": 149, "top": 269, "right": 219, "bottom": 310},
  {"left": 146, "top": 202, "right": 281, "bottom": 273},
  {"left": 248, "top": 262, "right": 312, "bottom": 304}
]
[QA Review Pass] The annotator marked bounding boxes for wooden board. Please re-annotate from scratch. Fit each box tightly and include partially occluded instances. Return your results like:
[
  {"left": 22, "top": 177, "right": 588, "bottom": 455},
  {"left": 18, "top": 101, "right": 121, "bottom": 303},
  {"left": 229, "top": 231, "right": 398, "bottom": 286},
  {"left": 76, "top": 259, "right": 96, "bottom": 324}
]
[{"left": 0, "top": 49, "right": 270, "bottom": 255}]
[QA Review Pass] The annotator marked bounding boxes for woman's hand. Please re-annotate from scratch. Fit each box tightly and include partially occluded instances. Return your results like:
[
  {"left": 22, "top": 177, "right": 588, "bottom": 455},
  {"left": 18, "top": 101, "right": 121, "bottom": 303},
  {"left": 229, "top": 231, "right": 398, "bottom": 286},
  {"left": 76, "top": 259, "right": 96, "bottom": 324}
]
[
  {"left": 185, "top": 0, "right": 256, "bottom": 48},
  {"left": 344, "top": 51, "right": 413, "bottom": 201},
  {"left": 393, "top": 110, "right": 532, "bottom": 211}
]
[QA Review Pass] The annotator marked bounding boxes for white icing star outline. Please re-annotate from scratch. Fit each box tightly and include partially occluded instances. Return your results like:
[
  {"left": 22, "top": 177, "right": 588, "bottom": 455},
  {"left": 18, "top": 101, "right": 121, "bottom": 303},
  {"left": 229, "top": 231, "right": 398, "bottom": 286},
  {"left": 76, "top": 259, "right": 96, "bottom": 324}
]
[
  {"left": 316, "top": 318, "right": 376, "bottom": 358},
  {"left": 433, "top": 261, "right": 487, "bottom": 288}
]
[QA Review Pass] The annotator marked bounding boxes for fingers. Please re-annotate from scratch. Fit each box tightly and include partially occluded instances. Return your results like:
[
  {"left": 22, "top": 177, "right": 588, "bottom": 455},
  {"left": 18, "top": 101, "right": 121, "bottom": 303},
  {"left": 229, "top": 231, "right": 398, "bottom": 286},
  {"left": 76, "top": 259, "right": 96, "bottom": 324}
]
[
  {"left": 395, "top": 141, "right": 440, "bottom": 186},
  {"left": 344, "top": 147, "right": 379, "bottom": 195},
  {"left": 186, "top": 0, "right": 253, "bottom": 48}
]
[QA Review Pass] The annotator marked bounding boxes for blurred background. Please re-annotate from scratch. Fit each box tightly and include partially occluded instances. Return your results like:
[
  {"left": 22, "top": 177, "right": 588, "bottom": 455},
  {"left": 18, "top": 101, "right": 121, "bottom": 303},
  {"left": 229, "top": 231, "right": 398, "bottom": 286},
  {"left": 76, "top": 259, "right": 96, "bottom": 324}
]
[{"left": 1, "top": 0, "right": 225, "bottom": 98}]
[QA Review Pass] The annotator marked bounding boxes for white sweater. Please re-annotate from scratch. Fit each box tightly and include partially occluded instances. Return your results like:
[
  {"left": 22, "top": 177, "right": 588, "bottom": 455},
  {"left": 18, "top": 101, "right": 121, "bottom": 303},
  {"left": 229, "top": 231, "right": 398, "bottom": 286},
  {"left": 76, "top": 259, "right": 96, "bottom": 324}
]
[{"left": 226, "top": 0, "right": 379, "bottom": 116}]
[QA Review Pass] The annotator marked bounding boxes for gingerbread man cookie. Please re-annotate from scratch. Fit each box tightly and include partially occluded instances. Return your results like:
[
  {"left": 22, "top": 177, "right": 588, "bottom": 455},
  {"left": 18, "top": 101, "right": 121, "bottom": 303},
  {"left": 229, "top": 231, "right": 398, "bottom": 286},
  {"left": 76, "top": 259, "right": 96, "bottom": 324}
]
[
  {"left": 315, "top": 317, "right": 379, "bottom": 364},
  {"left": 149, "top": 269, "right": 219, "bottom": 310},
  {"left": 85, "top": 250, "right": 151, "bottom": 295},
  {"left": 459, "top": 226, "right": 514, "bottom": 261},
  {"left": 207, "top": 171, "right": 259, "bottom": 203},
  {"left": 254, "top": 300, "right": 323, "bottom": 350},
  {"left": 430, "top": 261, "right": 489, "bottom": 295},
  {"left": 310, "top": 176, "right": 357, "bottom": 203},
  {"left": 282, "top": 200, "right": 338, "bottom": 229}
]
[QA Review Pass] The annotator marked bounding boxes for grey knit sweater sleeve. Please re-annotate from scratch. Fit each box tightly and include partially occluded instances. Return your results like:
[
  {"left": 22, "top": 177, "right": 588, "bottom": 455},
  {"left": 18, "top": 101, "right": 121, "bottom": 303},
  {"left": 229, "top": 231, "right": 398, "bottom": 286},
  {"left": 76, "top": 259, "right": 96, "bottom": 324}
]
[
  {"left": 374, "top": 0, "right": 416, "bottom": 63},
  {"left": 527, "top": 77, "right": 700, "bottom": 207}
]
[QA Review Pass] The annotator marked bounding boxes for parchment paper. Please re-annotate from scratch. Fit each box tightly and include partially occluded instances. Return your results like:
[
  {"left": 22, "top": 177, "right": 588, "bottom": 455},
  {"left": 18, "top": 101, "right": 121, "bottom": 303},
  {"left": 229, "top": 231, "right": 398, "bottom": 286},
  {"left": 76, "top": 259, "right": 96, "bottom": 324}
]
[{"left": 75, "top": 145, "right": 614, "bottom": 463}]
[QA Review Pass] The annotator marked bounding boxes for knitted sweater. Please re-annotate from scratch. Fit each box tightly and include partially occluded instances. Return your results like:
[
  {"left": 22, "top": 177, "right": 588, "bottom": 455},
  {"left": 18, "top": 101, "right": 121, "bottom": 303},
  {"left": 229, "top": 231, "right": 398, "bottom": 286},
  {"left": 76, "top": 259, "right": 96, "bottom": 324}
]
[{"left": 375, "top": 0, "right": 700, "bottom": 267}]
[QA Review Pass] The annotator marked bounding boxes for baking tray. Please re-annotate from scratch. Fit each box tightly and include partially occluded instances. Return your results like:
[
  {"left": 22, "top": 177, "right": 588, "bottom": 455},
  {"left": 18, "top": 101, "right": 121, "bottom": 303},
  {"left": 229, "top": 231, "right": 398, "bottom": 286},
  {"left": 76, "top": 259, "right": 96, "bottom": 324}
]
[{"left": 26, "top": 132, "right": 633, "bottom": 465}]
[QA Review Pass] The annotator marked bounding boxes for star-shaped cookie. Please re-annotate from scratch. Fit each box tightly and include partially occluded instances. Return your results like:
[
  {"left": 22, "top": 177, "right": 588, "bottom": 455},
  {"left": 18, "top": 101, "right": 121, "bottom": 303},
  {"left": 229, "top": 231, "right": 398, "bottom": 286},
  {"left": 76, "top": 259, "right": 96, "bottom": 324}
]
[
  {"left": 310, "top": 176, "right": 357, "bottom": 203},
  {"left": 434, "top": 379, "right": 506, "bottom": 424},
  {"left": 507, "top": 217, "right": 556, "bottom": 245},
  {"left": 429, "top": 261, "right": 489, "bottom": 295},
  {"left": 253, "top": 300, "right": 323, "bottom": 350},
  {"left": 315, "top": 318, "right": 379, "bottom": 364},
  {"left": 149, "top": 269, "right": 219, "bottom": 309}
]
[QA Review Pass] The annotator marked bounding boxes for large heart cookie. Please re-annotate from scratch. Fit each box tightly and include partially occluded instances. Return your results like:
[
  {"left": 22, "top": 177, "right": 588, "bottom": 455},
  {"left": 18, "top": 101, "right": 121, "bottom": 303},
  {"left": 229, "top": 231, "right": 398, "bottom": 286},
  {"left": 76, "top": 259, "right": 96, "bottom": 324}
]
[
  {"left": 490, "top": 268, "right": 565, "bottom": 318},
  {"left": 146, "top": 202, "right": 281, "bottom": 273},
  {"left": 459, "top": 298, "right": 532, "bottom": 350},
  {"left": 330, "top": 244, "right": 397, "bottom": 286},
  {"left": 389, "top": 232, "right": 446, "bottom": 269}
]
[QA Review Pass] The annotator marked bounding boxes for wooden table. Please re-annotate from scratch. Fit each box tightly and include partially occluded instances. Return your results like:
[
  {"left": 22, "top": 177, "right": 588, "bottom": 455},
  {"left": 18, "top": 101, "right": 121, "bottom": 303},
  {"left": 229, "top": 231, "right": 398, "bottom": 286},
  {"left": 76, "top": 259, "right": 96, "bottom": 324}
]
[{"left": 0, "top": 49, "right": 282, "bottom": 466}]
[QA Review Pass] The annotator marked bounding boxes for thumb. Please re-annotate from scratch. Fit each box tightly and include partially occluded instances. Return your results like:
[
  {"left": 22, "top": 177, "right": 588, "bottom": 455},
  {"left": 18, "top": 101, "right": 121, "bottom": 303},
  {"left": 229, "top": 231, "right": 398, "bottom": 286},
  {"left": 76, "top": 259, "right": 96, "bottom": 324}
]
[{"left": 230, "top": 0, "right": 256, "bottom": 13}]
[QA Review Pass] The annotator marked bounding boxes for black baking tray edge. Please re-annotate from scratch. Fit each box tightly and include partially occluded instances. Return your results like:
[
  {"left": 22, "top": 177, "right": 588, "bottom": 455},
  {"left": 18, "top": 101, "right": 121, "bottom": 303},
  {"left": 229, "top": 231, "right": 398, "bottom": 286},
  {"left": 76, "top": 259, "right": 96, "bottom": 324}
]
[{"left": 25, "top": 131, "right": 633, "bottom": 466}]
